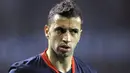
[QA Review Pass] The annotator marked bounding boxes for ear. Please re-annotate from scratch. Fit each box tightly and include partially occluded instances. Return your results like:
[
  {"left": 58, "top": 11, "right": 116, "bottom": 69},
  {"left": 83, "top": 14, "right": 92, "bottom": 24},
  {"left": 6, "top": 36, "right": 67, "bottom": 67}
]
[
  {"left": 79, "top": 29, "right": 82, "bottom": 35},
  {"left": 44, "top": 25, "right": 50, "bottom": 39},
  {"left": 80, "top": 29, "right": 82, "bottom": 33},
  {"left": 78, "top": 29, "right": 82, "bottom": 41}
]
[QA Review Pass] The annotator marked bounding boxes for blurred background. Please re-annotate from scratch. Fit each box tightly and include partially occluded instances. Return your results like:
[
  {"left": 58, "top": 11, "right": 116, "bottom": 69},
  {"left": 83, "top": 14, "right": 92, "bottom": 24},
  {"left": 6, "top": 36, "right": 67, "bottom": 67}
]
[{"left": 0, "top": 0, "right": 130, "bottom": 73}]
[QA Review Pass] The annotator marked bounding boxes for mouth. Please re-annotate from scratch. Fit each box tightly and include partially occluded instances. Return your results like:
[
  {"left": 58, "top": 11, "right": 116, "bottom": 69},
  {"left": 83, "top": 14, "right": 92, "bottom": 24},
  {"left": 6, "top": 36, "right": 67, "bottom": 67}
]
[
  {"left": 60, "top": 45, "right": 70, "bottom": 48},
  {"left": 58, "top": 45, "right": 71, "bottom": 53}
]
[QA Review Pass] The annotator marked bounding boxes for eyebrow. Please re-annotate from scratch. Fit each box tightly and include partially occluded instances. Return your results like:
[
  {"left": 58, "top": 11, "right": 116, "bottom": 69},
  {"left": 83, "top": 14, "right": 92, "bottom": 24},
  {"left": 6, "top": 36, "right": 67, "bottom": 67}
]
[
  {"left": 70, "top": 28, "right": 79, "bottom": 31},
  {"left": 54, "top": 27, "right": 65, "bottom": 31},
  {"left": 54, "top": 26, "right": 79, "bottom": 31}
]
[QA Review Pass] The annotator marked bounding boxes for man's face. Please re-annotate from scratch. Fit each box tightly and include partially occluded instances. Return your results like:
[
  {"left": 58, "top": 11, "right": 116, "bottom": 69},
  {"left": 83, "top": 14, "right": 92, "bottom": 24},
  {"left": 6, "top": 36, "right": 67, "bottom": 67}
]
[{"left": 45, "top": 14, "right": 82, "bottom": 57}]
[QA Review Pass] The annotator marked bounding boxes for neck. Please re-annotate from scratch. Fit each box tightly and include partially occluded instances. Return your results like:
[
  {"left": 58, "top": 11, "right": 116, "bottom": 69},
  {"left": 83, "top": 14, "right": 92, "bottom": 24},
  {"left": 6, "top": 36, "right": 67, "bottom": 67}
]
[{"left": 46, "top": 48, "right": 72, "bottom": 73}]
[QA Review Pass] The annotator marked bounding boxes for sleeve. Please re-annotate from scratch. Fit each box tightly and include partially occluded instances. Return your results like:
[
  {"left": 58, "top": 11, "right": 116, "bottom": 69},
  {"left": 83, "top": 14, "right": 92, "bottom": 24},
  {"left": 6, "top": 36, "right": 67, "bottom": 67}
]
[
  {"left": 8, "top": 62, "right": 19, "bottom": 73},
  {"left": 8, "top": 64, "right": 27, "bottom": 73},
  {"left": 8, "top": 61, "right": 25, "bottom": 73},
  {"left": 9, "top": 69, "right": 17, "bottom": 73}
]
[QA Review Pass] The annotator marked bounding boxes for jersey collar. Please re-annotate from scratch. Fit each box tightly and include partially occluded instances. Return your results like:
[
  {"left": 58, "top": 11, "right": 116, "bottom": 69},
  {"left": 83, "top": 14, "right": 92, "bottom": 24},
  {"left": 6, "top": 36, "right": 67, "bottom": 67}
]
[{"left": 40, "top": 49, "right": 76, "bottom": 73}]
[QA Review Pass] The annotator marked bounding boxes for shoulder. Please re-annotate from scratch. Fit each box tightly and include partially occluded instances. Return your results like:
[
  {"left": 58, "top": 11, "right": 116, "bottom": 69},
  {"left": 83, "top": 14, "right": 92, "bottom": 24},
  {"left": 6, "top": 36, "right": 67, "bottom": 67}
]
[
  {"left": 8, "top": 55, "right": 46, "bottom": 73},
  {"left": 74, "top": 56, "right": 97, "bottom": 73}
]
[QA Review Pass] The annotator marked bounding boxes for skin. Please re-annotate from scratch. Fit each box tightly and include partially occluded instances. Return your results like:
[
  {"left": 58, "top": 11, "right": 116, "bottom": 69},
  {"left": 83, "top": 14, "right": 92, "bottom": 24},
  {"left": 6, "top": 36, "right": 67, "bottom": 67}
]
[{"left": 44, "top": 14, "right": 82, "bottom": 73}]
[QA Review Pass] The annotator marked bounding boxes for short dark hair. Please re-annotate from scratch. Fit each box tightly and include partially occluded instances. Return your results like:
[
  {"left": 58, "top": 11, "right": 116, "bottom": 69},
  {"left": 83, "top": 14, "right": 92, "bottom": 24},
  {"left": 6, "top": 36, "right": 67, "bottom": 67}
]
[{"left": 48, "top": 0, "right": 83, "bottom": 24}]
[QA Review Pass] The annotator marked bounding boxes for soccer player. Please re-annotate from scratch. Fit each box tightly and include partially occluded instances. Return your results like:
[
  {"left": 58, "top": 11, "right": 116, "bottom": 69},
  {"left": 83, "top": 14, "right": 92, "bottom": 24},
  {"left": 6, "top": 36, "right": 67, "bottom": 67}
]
[{"left": 9, "top": 0, "right": 97, "bottom": 73}]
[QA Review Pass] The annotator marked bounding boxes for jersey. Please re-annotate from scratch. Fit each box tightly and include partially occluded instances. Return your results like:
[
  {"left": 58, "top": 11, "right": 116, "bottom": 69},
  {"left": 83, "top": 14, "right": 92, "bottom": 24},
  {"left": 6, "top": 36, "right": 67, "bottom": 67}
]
[{"left": 8, "top": 49, "right": 97, "bottom": 73}]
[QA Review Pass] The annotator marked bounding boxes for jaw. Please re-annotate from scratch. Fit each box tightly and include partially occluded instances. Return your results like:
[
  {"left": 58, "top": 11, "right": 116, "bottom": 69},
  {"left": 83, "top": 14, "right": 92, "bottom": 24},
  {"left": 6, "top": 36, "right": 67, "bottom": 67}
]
[
  {"left": 46, "top": 47, "right": 73, "bottom": 66},
  {"left": 47, "top": 46, "right": 73, "bottom": 59}
]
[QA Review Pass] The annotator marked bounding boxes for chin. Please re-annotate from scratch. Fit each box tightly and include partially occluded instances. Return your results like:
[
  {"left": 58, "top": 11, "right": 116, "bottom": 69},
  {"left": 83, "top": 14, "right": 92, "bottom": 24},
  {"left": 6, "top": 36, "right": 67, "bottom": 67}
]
[{"left": 57, "top": 52, "right": 72, "bottom": 58}]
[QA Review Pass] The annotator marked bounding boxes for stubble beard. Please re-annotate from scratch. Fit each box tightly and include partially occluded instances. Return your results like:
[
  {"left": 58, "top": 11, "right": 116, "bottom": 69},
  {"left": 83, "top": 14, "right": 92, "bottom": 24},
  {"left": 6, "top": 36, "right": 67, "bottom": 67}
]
[{"left": 53, "top": 47, "right": 73, "bottom": 59}]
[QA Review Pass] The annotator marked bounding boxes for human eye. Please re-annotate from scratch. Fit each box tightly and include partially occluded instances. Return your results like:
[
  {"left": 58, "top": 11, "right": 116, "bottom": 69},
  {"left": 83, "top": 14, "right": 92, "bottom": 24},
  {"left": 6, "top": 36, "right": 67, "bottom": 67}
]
[
  {"left": 70, "top": 29, "right": 79, "bottom": 34},
  {"left": 55, "top": 27, "right": 66, "bottom": 34}
]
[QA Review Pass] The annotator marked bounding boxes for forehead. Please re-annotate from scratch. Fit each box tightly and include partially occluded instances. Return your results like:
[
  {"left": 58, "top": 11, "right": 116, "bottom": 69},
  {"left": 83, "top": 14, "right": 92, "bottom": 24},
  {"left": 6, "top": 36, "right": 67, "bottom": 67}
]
[{"left": 52, "top": 14, "right": 82, "bottom": 29}]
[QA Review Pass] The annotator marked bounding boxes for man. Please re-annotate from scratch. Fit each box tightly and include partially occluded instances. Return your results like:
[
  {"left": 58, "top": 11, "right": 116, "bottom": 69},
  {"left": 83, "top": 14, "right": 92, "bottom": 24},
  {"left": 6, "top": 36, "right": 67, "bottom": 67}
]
[{"left": 9, "top": 0, "right": 97, "bottom": 73}]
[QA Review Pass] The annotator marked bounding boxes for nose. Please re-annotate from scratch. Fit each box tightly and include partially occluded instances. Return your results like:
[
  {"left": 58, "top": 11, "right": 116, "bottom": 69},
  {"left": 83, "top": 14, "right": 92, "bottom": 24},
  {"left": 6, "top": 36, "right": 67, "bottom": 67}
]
[{"left": 62, "top": 31, "right": 71, "bottom": 43}]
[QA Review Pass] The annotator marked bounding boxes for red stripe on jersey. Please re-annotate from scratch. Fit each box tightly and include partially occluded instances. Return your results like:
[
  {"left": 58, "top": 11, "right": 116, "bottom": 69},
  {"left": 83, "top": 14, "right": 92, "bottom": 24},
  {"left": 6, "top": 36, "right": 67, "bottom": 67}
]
[{"left": 40, "top": 49, "right": 75, "bottom": 73}]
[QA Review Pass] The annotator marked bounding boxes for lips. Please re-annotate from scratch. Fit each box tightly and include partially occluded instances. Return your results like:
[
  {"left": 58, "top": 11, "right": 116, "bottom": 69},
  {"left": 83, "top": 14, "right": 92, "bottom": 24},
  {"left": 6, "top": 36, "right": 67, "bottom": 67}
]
[
  {"left": 60, "top": 45, "right": 70, "bottom": 48},
  {"left": 58, "top": 45, "right": 71, "bottom": 53}
]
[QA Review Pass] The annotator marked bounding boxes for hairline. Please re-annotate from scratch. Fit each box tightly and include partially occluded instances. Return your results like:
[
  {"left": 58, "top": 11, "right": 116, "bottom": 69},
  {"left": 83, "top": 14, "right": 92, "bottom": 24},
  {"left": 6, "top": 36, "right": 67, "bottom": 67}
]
[{"left": 48, "top": 14, "right": 82, "bottom": 25}]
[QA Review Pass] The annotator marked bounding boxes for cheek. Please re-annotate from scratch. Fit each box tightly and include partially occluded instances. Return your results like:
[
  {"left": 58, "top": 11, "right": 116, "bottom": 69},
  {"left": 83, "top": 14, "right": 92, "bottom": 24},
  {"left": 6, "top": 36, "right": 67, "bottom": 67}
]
[
  {"left": 51, "top": 34, "right": 61, "bottom": 47},
  {"left": 73, "top": 34, "right": 81, "bottom": 42},
  {"left": 71, "top": 36, "right": 80, "bottom": 48}
]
